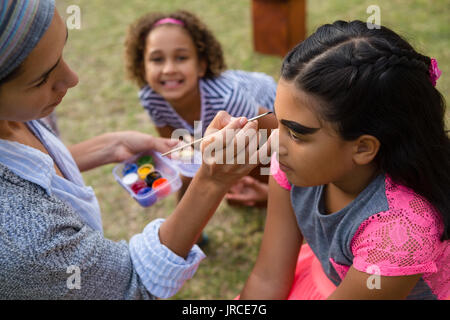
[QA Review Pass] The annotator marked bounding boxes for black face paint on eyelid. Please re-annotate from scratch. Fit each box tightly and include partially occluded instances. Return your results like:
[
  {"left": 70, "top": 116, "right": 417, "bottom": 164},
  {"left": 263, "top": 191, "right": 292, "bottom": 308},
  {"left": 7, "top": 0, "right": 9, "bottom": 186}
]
[{"left": 280, "top": 119, "right": 320, "bottom": 135}]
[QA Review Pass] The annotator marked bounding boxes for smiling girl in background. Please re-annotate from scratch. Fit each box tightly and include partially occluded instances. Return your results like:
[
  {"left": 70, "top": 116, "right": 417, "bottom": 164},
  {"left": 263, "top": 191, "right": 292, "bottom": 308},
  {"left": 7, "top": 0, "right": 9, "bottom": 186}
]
[
  {"left": 124, "top": 10, "right": 278, "bottom": 207},
  {"left": 125, "top": 10, "right": 277, "bottom": 139}
]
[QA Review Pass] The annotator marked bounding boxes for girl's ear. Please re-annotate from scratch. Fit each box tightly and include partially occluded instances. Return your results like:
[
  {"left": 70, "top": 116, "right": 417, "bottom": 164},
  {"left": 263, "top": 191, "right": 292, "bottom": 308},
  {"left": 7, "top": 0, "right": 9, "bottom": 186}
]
[
  {"left": 198, "top": 58, "right": 207, "bottom": 78},
  {"left": 352, "top": 135, "right": 380, "bottom": 165}
]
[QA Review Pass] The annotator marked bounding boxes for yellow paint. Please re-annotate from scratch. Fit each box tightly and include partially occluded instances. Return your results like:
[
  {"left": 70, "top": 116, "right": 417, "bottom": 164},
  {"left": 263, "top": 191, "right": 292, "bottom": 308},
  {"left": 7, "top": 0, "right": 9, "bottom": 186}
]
[{"left": 137, "top": 164, "right": 155, "bottom": 179}]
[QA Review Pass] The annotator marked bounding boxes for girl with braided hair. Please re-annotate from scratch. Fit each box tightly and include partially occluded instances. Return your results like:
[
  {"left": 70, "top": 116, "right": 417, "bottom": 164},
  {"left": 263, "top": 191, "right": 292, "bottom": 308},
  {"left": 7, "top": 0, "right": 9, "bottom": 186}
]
[{"left": 239, "top": 20, "right": 449, "bottom": 300}]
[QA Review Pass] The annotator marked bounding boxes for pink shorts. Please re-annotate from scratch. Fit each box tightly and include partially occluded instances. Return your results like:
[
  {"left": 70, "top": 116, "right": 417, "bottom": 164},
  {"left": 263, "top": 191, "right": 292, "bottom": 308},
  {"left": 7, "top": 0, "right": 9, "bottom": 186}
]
[
  {"left": 287, "top": 243, "right": 336, "bottom": 299},
  {"left": 235, "top": 244, "right": 336, "bottom": 300}
]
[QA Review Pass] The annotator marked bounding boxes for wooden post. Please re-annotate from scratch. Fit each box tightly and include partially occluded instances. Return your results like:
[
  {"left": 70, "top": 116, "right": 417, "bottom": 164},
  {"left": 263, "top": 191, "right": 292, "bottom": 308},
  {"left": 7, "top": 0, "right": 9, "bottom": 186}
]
[{"left": 252, "top": 0, "right": 307, "bottom": 57}]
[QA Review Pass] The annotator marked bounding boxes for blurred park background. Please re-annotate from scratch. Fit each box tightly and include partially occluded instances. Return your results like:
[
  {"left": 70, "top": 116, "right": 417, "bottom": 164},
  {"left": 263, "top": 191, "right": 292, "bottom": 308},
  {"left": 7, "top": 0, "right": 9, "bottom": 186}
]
[{"left": 54, "top": 0, "right": 449, "bottom": 299}]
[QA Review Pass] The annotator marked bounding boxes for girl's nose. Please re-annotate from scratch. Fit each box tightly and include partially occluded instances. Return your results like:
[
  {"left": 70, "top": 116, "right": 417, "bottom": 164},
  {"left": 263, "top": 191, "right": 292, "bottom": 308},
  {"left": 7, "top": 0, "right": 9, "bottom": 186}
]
[{"left": 162, "top": 60, "right": 177, "bottom": 74}]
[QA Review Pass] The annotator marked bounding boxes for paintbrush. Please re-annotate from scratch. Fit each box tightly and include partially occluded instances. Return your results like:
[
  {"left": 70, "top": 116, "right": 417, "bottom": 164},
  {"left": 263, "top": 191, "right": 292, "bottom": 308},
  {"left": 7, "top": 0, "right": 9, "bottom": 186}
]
[{"left": 161, "top": 111, "right": 273, "bottom": 157}]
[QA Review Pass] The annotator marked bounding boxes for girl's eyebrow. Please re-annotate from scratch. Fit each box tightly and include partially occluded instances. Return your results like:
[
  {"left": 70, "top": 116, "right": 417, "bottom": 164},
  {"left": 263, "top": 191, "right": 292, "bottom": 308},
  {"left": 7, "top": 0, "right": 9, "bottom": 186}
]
[
  {"left": 280, "top": 119, "right": 320, "bottom": 135},
  {"left": 149, "top": 47, "right": 190, "bottom": 54},
  {"left": 27, "top": 27, "right": 68, "bottom": 86},
  {"left": 174, "top": 48, "right": 189, "bottom": 52}
]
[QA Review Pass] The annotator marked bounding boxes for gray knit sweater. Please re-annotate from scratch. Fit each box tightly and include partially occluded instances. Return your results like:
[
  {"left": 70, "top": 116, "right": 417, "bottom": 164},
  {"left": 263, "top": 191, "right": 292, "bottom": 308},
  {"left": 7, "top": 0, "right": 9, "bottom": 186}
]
[{"left": 0, "top": 163, "right": 155, "bottom": 300}]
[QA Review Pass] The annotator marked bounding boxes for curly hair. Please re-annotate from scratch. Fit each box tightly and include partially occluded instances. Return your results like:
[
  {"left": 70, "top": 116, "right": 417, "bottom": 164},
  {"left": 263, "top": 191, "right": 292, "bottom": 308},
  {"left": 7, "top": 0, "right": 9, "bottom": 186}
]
[{"left": 124, "top": 10, "right": 226, "bottom": 88}]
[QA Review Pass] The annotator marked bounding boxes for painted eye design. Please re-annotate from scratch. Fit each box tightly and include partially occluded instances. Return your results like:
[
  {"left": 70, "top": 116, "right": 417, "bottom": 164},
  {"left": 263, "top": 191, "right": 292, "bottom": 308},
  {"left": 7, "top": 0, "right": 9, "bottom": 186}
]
[{"left": 288, "top": 129, "right": 304, "bottom": 142}]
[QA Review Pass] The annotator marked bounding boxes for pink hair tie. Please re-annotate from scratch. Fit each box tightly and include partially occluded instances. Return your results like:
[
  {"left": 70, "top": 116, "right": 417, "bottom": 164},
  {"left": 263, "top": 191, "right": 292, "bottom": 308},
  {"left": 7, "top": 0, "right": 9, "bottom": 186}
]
[
  {"left": 153, "top": 18, "right": 185, "bottom": 27},
  {"left": 429, "top": 58, "right": 442, "bottom": 87}
]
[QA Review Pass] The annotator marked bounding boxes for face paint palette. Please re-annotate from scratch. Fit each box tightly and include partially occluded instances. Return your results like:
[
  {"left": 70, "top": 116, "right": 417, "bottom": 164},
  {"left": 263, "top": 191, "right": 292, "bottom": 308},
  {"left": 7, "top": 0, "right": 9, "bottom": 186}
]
[
  {"left": 113, "top": 151, "right": 182, "bottom": 207},
  {"left": 169, "top": 147, "right": 202, "bottom": 178}
]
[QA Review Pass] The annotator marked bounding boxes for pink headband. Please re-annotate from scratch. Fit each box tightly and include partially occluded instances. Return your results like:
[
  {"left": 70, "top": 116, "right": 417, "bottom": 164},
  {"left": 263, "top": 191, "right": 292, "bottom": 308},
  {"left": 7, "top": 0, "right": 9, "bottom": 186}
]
[{"left": 153, "top": 18, "right": 185, "bottom": 28}]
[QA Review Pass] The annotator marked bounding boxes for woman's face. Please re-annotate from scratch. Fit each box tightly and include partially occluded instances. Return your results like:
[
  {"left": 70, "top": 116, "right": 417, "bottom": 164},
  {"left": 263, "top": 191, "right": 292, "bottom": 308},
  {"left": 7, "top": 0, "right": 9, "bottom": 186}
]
[
  {"left": 274, "top": 79, "right": 356, "bottom": 187},
  {"left": 144, "top": 25, "right": 206, "bottom": 105},
  {"left": 0, "top": 11, "right": 78, "bottom": 122}
]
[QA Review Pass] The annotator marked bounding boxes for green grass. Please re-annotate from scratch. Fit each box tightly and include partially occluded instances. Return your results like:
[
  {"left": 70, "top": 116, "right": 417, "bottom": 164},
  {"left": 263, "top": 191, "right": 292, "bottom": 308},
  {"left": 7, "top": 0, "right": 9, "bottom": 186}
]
[{"left": 54, "top": 0, "right": 449, "bottom": 299}]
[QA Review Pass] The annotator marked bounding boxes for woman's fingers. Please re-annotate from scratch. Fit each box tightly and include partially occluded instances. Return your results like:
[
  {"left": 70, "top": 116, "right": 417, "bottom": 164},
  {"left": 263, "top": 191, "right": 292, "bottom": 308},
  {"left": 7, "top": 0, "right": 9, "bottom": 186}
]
[
  {"left": 203, "top": 111, "right": 247, "bottom": 137},
  {"left": 233, "top": 124, "right": 276, "bottom": 167},
  {"left": 233, "top": 120, "right": 259, "bottom": 164},
  {"left": 202, "top": 117, "right": 251, "bottom": 164},
  {"left": 153, "top": 137, "right": 180, "bottom": 153},
  {"left": 254, "top": 128, "right": 277, "bottom": 166},
  {"left": 197, "top": 111, "right": 277, "bottom": 186}
]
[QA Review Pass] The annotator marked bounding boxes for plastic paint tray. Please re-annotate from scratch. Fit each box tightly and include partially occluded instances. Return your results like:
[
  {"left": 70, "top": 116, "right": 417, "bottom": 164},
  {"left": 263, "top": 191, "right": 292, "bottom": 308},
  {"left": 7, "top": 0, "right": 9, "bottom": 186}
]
[
  {"left": 169, "top": 149, "right": 202, "bottom": 178},
  {"left": 113, "top": 151, "right": 183, "bottom": 207}
]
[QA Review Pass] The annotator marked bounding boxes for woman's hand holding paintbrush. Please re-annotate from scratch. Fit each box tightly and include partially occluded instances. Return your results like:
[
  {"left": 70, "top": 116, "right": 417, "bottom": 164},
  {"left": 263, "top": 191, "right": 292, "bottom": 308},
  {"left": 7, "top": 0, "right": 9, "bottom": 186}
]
[
  {"left": 159, "top": 111, "right": 274, "bottom": 255},
  {"left": 161, "top": 112, "right": 273, "bottom": 157}
]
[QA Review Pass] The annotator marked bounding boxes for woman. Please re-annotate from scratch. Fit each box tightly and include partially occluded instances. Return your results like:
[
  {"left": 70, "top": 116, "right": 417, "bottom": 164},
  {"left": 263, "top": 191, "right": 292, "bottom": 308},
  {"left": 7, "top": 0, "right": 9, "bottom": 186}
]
[{"left": 0, "top": 0, "right": 267, "bottom": 299}]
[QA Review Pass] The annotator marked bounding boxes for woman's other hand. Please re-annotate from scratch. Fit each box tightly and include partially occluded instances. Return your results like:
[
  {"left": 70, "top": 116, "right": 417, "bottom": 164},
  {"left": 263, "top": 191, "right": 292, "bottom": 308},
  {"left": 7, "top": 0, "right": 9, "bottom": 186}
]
[
  {"left": 70, "top": 131, "right": 179, "bottom": 172},
  {"left": 112, "top": 131, "right": 179, "bottom": 163}
]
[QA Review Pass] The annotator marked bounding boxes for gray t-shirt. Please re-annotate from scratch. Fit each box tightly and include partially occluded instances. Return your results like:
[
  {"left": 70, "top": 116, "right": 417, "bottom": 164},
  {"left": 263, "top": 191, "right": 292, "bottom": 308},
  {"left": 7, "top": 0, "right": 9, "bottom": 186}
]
[{"left": 290, "top": 174, "right": 439, "bottom": 299}]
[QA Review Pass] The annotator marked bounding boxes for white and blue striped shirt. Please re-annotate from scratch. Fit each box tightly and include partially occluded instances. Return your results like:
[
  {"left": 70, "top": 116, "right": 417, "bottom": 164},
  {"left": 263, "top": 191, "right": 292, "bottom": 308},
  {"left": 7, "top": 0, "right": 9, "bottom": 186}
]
[
  {"left": 139, "top": 70, "right": 277, "bottom": 136},
  {"left": 0, "top": 120, "right": 205, "bottom": 298}
]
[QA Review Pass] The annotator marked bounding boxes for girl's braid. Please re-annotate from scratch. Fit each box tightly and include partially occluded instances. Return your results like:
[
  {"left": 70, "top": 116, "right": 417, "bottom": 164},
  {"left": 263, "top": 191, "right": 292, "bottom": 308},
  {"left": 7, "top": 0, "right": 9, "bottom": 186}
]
[{"left": 350, "top": 41, "right": 431, "bottom": 77}]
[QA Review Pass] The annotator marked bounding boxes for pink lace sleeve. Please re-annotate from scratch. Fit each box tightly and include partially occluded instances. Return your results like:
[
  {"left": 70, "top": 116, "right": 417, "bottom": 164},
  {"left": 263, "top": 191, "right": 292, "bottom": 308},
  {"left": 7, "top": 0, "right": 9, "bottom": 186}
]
[
  {"left": 270, "top": 153, "right": 291, "bottom": 191},
  {"left": 351, "top": 177, "right": 450, "bottom": 299}
]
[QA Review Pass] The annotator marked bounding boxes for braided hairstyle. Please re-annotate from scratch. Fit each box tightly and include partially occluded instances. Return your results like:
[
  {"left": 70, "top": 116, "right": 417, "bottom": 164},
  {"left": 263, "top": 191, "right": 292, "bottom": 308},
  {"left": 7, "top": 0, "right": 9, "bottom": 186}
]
[{"left": 282, "top": 20, "right": 449, "bottom": 240}]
